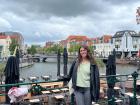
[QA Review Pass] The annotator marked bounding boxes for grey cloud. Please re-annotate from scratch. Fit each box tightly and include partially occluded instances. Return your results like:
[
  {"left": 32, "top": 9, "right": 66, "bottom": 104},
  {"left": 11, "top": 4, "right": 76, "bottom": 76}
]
[
  {"left": 104, "top": 0, "right": 139, "bottom": 5},
  {"left": 0, "top": 0, "right": 111, "bottom": 19},
  {"left": 0, "top": 0, "right": 139, "bottom": 44}
]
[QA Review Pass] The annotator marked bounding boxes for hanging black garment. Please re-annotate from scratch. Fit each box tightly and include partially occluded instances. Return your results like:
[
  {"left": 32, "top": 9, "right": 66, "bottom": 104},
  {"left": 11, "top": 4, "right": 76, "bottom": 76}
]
[{"left": 4, "top": 56, "right": 19, "bottom": 104}]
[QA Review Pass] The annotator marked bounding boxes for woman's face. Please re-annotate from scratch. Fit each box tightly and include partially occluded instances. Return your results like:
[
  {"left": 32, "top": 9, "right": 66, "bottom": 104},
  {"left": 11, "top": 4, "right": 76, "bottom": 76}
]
[{"left": 80, "top": 47, "right": 88, "bottom": 59}]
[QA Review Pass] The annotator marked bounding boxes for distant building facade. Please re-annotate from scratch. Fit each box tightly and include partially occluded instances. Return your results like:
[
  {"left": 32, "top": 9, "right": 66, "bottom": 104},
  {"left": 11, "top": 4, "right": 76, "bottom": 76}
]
[
  {"left": 59, "top": 40, "right": 67, "bottom": 48},
  {"left": 92, "top": 35, "right": 113, "bottom": 57},
  {"left": 66, "top": 35, "right": 92, "bottom": 55},
  {"left": 45, "top": 41, "right": 54, "bottom": 48},
  {"left": 0, "top": 35, "right": 11, "bottom": 59},
  {"left": 112, "top": 30, "right": 140, "bottom": 58},
  {"left": 66, "top": 35, "right": 92, "bottom": 47},
  {"left": 0, "top": 32, "right": 24, "bottom": 48}
]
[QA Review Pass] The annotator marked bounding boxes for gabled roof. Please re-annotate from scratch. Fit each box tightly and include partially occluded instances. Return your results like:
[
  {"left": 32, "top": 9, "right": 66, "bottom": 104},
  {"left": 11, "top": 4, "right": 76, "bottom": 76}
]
[
  {"left": 59, "top": 40, "right": 67, "bottom": 44},
  {"left": 9, "top": 35, "right": 19, "bottom": 39},
  {"left": 0, "top": 35, "right": 8, "bottom": 39},
  {"left": 0, "top": 32, "right": 23, "bottom": 40},
  {"left": 90, "top": 38, "right": 98, "bottom": 40},
  {"left": 1, "top": 31, "right": 22, "bottom": 36},
  {"left": 113, "top": 30, "right": 139, "bottom": 38},
  {"left": 66, "top": 35, "right": 89, "bottom": 41},
  {"left": 102, "top": 35, "right": 112, "bottom": 38}
]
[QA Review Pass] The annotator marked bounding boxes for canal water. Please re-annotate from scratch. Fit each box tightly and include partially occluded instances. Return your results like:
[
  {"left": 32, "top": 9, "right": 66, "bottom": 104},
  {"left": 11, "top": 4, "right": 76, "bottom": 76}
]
[{"left": 20, "top": 62, "right": 139, "bottom": 82}]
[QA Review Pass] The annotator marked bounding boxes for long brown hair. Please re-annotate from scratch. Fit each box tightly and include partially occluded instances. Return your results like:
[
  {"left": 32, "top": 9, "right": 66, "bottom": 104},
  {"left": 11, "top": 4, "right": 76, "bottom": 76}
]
[{"left": 78, "top": 45, "right": 96, "bottom": 65}]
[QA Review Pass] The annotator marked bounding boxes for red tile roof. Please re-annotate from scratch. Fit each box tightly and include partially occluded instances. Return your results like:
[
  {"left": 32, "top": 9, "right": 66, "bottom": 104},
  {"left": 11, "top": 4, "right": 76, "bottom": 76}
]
[
  {"left": 9, "top": 35, "right": 20, "bottom": 39},
  {"left": 102, "top": 35, "right": 112, "bottom": 43},
  {"left": 67, "top": 35, "right": 89, "bottom": 41},
  {"left": 0, "top": 35, "right": 8, "bottom": 39},
  {"left": 66, "top": 35, "right": 93, "bottom": 46}
]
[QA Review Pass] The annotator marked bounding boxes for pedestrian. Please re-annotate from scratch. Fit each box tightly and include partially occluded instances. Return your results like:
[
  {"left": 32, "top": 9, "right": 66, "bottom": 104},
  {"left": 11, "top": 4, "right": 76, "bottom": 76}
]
[{"left": 66, "top": 45, "right": 100, "bottom": 105}]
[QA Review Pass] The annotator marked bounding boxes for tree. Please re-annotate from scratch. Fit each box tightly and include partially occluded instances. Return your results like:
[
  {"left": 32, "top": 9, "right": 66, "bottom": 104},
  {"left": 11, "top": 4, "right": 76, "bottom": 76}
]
[
  {"left": 44, "top": 44, "right": 64, "bottom": 54},
  {"left": 75, "top": 44, "right": 81, "bottom": 52},
  {"left": 59, "top": 46, "right": 64, "bottom": 53},
  {"left": 9, "top": 39, "right": 19, "bottom": 55},
  {"left": 36, "top": 47, "right": 44, "bottom": 54},
  {"left": 27, "top": 45, "right": 37, "bottom": 55},
  {"left": 68, "top": 44, "right": 80, "bottom": 55},
  {"left": 44, "top": 47, "right": 52, "bottom": 54},
  {"left": 89, "top": 45, "right": 94, "bottom": 53},
  {"left": 68, "top": 47, "right": 73, "bottom": 54}
]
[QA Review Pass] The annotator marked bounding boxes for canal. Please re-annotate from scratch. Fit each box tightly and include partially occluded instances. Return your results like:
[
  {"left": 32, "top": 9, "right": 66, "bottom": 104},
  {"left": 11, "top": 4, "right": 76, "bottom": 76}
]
[{"left": 20, "top": 62, "right": 139, "bottom": 82}]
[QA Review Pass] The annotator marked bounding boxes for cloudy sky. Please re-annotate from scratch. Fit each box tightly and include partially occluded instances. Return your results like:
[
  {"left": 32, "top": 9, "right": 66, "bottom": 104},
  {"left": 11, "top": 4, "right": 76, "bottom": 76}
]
[{"left": 0, "top": 0, "right": 139, "bottom": 45}]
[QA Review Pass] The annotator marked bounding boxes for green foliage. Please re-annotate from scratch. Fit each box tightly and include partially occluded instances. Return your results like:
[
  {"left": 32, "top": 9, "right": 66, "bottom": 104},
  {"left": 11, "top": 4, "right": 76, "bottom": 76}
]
[
  {"left": 68, "top": 44, "right": 80, "bottom": 54},
  {"left": 95, "top": 58, "right": 105, "bottom": 68},
  {"left": 0, "top": 63, "right": 5, "bottom": 84},
  {"left": 0, "top": 63, "right": 5, "bottom": 74},
  {"left": 44, "top": 47, "right": 52, "bottom": 54},
  {"left": 9, "top": 39, "right": 19, "bottom": 55},
  {"left": 30, "top": 85, "right": 44, "bottom": 95},
  {"left": 89, "top": 45, "right": 94, "bottom": 53},
  {"left": 36, "top": 47, "right": 45, "bottom": 54},
  {"left": 75, "top": 44, "right": 81, "bottom": 52},
  {"left": 44, "top": 45, "right": 64, "bottom": 54},
  {"left": 59, "top": 46, "right": 64, "bottom": 53},
  {"left": 27, "top": 45, "right": 37, "bottom": 55}
]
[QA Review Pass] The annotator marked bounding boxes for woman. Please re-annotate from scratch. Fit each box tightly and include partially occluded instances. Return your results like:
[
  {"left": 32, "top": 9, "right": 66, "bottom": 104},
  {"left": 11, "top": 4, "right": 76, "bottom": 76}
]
[{"left": 66, "top": 45, "right": 100, "bottom": 105}]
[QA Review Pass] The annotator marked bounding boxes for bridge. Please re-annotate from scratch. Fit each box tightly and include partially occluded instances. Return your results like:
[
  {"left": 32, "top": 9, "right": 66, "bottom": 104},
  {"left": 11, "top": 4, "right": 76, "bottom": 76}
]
[
  {"left": 32, "top": 55, "right": 108, "bottom": 62},
  {"left": 32, "top": 55, "right": 76, "bottom": 62}
]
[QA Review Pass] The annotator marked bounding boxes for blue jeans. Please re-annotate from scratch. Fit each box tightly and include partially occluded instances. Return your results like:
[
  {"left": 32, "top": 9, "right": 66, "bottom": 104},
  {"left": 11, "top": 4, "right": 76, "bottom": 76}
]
[{"left": 74, "top": 87, "right": 92, "bottom": 105}]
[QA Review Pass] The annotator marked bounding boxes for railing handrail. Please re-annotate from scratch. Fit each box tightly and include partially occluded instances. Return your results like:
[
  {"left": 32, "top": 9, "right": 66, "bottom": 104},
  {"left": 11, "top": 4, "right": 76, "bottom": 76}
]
[
  {"left": 0, "top": 79, "right": 62, "bottom": 87},
  {"left": 0, "top": 73, "right": 135, "bottom": 87}
]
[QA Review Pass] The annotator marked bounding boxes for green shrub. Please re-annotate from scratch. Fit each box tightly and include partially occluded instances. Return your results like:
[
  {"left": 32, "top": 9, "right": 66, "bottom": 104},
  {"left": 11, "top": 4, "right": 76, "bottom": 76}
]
[
  {"left": 0, "top": 63, "right": 6, "bottom": 84},
  {"left": 95, "top": 58, "right": 105, "bottom": 68}
]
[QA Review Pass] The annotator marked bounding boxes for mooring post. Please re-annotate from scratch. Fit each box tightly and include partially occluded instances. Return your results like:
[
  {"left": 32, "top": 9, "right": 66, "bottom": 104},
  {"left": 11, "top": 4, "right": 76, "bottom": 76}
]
[
  {"left": 57, "top": 49, "right": 61, "bottom": 78},
  {"left": 63, "top": 48, "right": 68, "bottom": 86}
]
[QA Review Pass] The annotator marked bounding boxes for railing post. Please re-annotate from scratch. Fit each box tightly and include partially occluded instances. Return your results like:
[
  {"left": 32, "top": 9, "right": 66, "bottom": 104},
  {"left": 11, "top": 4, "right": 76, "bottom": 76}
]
[
  {"left": 107, "top": 75, "right": 116, "bottom": 105},
  {"left": 131, "top": 71, "right": 138, "bottom": 105},
  {"left": 108, "top": 95, "right": 115, "bottom": 105},
  {"left": 71, "top": 93, "right": 75, "bottom": 105}
]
